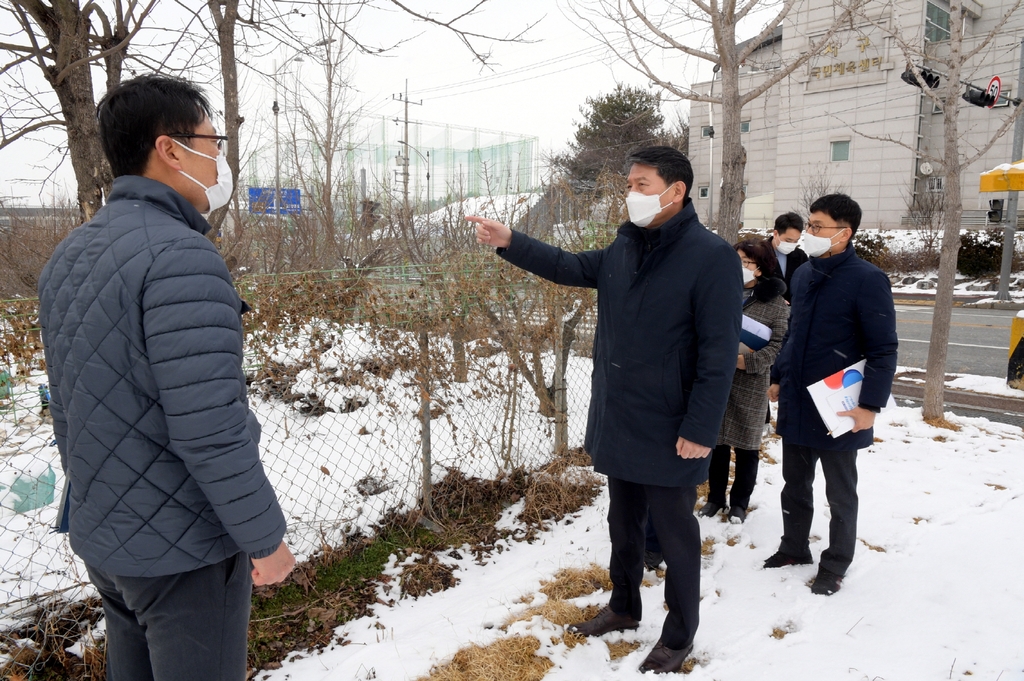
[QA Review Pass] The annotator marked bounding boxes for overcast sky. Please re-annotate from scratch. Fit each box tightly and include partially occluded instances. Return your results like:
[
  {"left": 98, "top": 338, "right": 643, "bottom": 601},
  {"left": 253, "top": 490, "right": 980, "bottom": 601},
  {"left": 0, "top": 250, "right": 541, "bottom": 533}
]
[{"left": 1, "top": 0, "right": 723, "bottom": 205}]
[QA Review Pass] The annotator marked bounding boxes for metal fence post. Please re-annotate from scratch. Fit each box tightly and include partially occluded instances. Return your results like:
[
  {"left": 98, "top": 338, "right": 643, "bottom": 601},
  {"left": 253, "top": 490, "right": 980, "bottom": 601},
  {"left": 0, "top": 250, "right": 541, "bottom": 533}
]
[
  {"left": 553, "top": 319, "right": 568, "bottom": 457},
  {"left": 418, "top": 328, "right": 432, "bottom": 516}
]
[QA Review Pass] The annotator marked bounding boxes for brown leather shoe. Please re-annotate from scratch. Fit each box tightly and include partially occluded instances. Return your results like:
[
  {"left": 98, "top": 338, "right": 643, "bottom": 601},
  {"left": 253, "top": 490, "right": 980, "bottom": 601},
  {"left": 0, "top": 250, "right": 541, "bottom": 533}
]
[
  {"left": 566, "top": 605, "right": 639, "bottom": 637},
  {"left": 638, "top": 640, "right": 694, "bottom": 674}
]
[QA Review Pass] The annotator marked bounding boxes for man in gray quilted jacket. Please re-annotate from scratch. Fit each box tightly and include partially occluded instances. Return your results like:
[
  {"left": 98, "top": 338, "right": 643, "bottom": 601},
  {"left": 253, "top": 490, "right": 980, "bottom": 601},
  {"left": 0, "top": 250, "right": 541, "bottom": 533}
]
[{"left": 38, "top": 74, "right": 294, "bottom": 681}]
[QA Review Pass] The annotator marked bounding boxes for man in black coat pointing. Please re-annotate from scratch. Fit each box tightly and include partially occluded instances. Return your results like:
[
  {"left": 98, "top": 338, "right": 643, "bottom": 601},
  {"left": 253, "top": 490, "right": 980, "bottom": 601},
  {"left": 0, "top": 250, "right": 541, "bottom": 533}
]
[{"left": 469, "top": 147, "right": 741, "bottom": 674}]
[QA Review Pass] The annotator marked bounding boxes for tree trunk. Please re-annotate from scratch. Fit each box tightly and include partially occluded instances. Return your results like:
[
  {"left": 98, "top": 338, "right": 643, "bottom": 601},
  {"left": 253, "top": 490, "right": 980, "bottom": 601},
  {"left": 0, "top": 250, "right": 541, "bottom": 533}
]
[
  {"left": 207, "top": 0, "right": 241, "bottom": 236},
  {"left": 22, "top": 2, "right": 113, "bottom": 221},
  {"left": 922, "top": 17, "right": 968, "bottom": 420},
  {"left": 714, "top": 28, "right": 747, "bottom": 245}
]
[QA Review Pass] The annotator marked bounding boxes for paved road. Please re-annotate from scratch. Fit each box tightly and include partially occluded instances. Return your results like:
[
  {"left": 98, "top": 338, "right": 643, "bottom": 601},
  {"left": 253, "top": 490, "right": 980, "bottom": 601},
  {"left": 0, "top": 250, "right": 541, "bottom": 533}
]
[{"left": 895, "top": 305, "right": 1015, "bottom": 378}]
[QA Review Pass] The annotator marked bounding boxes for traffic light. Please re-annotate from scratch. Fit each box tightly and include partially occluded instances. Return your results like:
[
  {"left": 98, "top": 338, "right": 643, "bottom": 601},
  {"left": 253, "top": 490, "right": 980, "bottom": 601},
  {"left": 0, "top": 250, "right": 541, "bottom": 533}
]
[
  {"left": 900, "top": 67, "right": 940, "bottom": 89},
  {"left": 963, "top": 85, "right": 996, "bottom": 107},
  {"left": 988, "top": 199, "right": 1004, "bottom": 223}
]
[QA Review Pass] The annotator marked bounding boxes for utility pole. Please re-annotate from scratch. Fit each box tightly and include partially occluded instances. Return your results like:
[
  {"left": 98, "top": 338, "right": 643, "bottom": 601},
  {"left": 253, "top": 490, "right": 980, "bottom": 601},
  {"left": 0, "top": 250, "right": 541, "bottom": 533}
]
[
  {"left": 393, "top": 81, "right": 422, "bottom": 213},
  {"left": 997, "top": 38, "right": 1024, "bottom": 302}
]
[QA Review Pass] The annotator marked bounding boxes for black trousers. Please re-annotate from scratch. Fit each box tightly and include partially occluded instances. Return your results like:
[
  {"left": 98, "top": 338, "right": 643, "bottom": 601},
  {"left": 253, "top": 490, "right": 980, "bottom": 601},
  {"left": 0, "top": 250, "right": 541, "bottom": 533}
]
[
  {"left": 779, "top": 442, "right": 859, "bottom": 575},
  {"left": 86, "top": 552, "right": 252, "bottom": 681},
  {"left": 707, "top": 444, "right": 760, "bottom": 510},
  {"left": 607, "top": 477, "right": 699, "bottom": 650}
]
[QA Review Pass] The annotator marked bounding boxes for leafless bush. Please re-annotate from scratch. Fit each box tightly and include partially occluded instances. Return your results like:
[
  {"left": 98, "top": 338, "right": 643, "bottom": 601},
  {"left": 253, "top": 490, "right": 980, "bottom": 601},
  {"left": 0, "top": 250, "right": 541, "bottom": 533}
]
[{"left": 0, "top": 202, "right": 78, "bottom": 299}]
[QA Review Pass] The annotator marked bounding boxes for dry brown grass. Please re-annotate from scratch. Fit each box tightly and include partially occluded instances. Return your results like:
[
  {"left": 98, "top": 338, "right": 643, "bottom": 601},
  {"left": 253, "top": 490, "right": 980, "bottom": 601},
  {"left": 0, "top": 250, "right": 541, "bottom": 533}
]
[
  {"left": 758, "top": 442, "right": 778, "bottom": 465},
  {"left": 516, "top": 452, "right": 602, "bottom": 537},
  {"left": 416, "top": 636, "right": 554, "bottom": 681},
  {"left": 538, "top": 564, "right": 612, "bottom": 600},
  {"left": 859, "top": 539, "right": 886, "bottom": 553},
  {"left": 700, "top": 537, "right": 716, "bottom": 557},
  {"left": 770, "top": 621, "right": 798, "bottom": 640},
  {"left": 606, "top": 640, "right": 642, "bottom": 659},
  {"left": 924, "top": 416, "right": 962, "bottom": 431},
  {"left": 400, "top": 553, "right": 460, "bottom": 598},
  {"left": 504, "top": 602, "right": 601, "bottom": 630},
  {"left": 695, "top": 481, "right": 710, "bottom": 503},
  {"left": 0, "top": 598, "right": 105, "bottom": 681}
]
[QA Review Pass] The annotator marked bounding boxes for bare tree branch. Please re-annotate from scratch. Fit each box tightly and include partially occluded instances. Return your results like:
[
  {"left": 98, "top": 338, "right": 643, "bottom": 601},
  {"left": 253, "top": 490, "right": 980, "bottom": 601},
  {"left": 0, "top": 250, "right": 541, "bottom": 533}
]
[
  {"left": 52, "top": 0, "right": 157, "bottom": 83},
  {"left": 0, "top": 117, "right": 65, "bottom": 149},
  {"left": 386, "top": 0, "right": 538, "bottom": 64}
]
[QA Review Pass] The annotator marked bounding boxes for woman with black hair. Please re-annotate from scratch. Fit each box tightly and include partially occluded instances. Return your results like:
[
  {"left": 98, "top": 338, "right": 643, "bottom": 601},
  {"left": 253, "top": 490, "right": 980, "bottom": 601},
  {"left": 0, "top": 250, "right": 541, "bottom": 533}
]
[{"left": 698, "top": 238, "right": 789, "bottom": 523}]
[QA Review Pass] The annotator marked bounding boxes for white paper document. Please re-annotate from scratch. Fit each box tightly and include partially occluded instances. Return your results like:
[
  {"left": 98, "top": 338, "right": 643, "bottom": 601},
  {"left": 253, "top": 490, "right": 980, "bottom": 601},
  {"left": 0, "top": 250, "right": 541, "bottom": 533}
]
[{"left": 806, "top": 360, "right": 867, "bottom": 438}]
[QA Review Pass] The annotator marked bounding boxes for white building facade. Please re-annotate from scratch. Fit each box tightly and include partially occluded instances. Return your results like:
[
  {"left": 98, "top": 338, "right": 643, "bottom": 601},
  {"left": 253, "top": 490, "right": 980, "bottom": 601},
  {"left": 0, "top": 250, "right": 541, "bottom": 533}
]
[{"left": 689, "top": 0, "right": 1024, "bottom": 231}]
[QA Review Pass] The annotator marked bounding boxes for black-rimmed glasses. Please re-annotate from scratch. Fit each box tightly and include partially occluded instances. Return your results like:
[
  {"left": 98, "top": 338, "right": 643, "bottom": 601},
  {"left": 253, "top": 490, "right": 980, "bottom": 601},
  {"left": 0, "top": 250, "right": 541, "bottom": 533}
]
[{"left": 168, "top": 133, "right": 229, "bottom": 151}]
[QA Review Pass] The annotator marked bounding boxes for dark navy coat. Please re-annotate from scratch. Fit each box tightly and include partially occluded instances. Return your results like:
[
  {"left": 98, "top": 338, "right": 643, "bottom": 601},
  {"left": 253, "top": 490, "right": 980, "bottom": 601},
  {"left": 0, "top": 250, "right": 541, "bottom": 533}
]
[
  {"left": 39, "top": 176, "right": 286, "bottom": 577},
  {"left": 770, "top": 246, "right": 898, "bottom": 451},
  {"left": 498, "top": 201, "right": 742, "bottom": 487}
]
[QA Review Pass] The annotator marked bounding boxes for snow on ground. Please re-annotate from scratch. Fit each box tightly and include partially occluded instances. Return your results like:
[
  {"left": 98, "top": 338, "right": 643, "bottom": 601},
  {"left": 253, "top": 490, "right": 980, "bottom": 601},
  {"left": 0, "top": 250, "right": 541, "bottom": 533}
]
[
  {"left": 259, "top": 404, "right": 1024, "bottom": 681},
  {"left": 895, "top": 365, "right": 1024, "bottom": 399}
]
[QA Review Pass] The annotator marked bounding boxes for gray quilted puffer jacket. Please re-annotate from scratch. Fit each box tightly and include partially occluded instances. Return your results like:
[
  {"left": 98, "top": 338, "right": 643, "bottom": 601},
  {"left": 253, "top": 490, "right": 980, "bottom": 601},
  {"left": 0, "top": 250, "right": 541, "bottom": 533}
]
[{"left": 39, "top": 176, "right": 286, "bottom": 577}]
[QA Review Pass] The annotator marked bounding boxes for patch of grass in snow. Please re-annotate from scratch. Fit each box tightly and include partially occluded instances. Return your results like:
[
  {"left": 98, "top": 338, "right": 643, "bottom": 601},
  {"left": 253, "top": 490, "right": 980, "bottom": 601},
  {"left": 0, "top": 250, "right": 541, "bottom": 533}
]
[
  {"left": 248, "top": 530, "right": 403, "bottom": 671},
  {"left": 537, "top": 564, "right": 612, "bottom": 600},
  {"left": 924, "top": 415, "right": 962, "bottom": 431},
  {"left": 416, "top": 636, "right": 554, "bottom": 681},
  {"left": 606, "top": 640, "right": 642, "bottom": 659}
]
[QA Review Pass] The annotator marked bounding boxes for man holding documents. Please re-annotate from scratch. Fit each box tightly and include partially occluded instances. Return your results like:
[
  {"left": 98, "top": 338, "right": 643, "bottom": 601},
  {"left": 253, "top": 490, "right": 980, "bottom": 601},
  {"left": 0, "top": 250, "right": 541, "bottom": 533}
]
[{"left": 766, "top": 194, "right": 897, "bottom": 595}]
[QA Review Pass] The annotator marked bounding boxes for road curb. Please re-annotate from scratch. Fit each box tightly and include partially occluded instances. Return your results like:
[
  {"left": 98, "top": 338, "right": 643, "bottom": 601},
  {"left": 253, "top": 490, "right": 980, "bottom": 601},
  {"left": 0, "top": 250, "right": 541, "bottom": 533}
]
[
  {"left": 890, "top": 380, "right": 1024, "bottom": 415},
  {"left": 963, "top": 301, "right": 1024, "bottom": 310}
]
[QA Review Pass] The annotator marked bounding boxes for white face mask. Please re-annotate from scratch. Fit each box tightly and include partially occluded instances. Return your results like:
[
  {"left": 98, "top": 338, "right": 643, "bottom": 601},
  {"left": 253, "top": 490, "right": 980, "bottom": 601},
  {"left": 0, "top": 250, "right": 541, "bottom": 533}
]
[
  {"left": 742, "top": 266, "right": 757, "bottom": 285},
  {"left": 775, "top": 240, "right": 798, "bottom": 255},
  {"left": 173, "top": 139, "right": 233, "bottom": 212},
  {"left": 803, "top": 230, "right": 845, "bottom": 258},
  {"left": 625, "top": 186, "right": 673, "bottom": 228}
]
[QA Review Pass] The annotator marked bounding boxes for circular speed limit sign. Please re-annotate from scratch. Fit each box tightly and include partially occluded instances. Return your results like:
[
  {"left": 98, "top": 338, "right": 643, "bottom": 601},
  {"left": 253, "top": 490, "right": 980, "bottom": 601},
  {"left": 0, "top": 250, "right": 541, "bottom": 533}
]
[{"left": 987, "top": 76, "right": 1002, "bottom": 108}]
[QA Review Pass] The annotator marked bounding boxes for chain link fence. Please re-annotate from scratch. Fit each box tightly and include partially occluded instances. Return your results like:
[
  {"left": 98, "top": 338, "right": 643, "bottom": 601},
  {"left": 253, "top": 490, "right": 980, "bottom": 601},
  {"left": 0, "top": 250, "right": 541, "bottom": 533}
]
[{"left": 0, "top": 257, "right": 598, "bottom": 675}]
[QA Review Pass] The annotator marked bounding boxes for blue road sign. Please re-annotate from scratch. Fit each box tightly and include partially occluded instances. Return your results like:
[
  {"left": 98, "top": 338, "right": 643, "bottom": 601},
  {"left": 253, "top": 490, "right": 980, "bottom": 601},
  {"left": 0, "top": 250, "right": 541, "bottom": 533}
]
[{"left": 248, "top": 187, "right": 302, "bottom": 215}]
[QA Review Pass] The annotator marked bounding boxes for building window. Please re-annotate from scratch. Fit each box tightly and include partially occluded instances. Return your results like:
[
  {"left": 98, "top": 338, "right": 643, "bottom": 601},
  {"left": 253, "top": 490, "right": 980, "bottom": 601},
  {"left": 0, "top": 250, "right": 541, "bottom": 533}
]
[
  {"left": 932, "top": 101, "right": 943, "bottom": 114},
  {"left": 830, "top": 140, "right": 850, "bottom": 162},
  {"left": 698, "top": 186, "right": 710, "bottom": 199},
  {"left": 926, "top": 1, "right": 951, "bottom": 42},
  {"left": 927, "top": 176, "right": 945, "bottom": 193},
  {"left": 701, "top": 125, "right": 714, "bottom": 138},
  {"left": 740, "top": 121, "right": 750, "bottom": 133}
]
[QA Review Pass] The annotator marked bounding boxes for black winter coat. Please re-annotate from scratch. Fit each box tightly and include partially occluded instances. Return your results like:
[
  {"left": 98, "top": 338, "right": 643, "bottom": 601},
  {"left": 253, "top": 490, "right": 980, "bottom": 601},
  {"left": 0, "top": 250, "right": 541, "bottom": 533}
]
[
  {"left": 777, "top": 244, "right": 809, "bottom": 304},
  {"left": 770, "top": 246, "right": 898, "bottom": 451},
  {"left": 498, "top": 201, "right": 742, "bottom": 486},
  {"left": 39, "top": 176, "right": 286, "bottom": 577}
]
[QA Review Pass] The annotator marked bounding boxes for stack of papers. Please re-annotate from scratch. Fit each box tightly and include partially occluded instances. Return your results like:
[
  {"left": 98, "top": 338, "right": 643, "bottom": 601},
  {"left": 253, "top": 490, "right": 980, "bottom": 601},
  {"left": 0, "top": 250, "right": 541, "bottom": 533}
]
[
  {"left": 739, "top": 315, "right": 772, "bottom": 353},
  {"left": 806, "top": 360, "right": 894, "bottom": 437}
]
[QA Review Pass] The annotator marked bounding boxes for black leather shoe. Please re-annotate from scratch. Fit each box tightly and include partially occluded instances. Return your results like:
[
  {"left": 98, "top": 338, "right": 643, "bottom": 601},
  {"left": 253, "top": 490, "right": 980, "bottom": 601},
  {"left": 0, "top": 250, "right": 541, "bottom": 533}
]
[
  {"left": 566, "top": 605, "right": 639, "bottom": 637},
  {"left": 644, "top": 550, "right": 664, "bottom": 571},
  {"left": 639, "top": 640, "right": 694, "bottom": 674},
  {"left": 697, "top": 502, "right": 722, "bottom": 518},
  {"left": 727, "top": 506, "right": 747, "bottom": 524},
  {"left": 763, "top": 550, "right": 813, "bottom": 569},
  {"left": 810, "top": 566, "right": 843, "bottom": 595}
]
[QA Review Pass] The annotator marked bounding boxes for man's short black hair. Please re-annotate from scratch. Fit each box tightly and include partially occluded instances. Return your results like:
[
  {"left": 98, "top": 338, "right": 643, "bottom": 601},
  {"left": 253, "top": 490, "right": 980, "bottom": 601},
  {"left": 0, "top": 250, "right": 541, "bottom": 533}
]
[
  {"left": 625, "top": 146, "right": 694, "bottom": 201},
  {"left": 809, "top": 193, "right": 862, "bottom": 235},
  {"left": 97, "top": 74, "right": 213, "bottom": 178},
  {"left": 774, "top": 211, "right": 804, "bottom": 235}
]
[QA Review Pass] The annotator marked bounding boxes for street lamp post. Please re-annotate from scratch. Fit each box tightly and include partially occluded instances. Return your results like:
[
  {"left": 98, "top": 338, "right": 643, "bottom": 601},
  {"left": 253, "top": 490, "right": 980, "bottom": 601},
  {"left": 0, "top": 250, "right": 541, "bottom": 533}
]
[
  {"left": 707, "top": 64, "right": 721, "bottom": 229},
  {"left": 272, "top": 56, "right": 302, "bottom": 231},
  {"left": 270, "top": 39, "right": 334, "bottom": 230}
]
